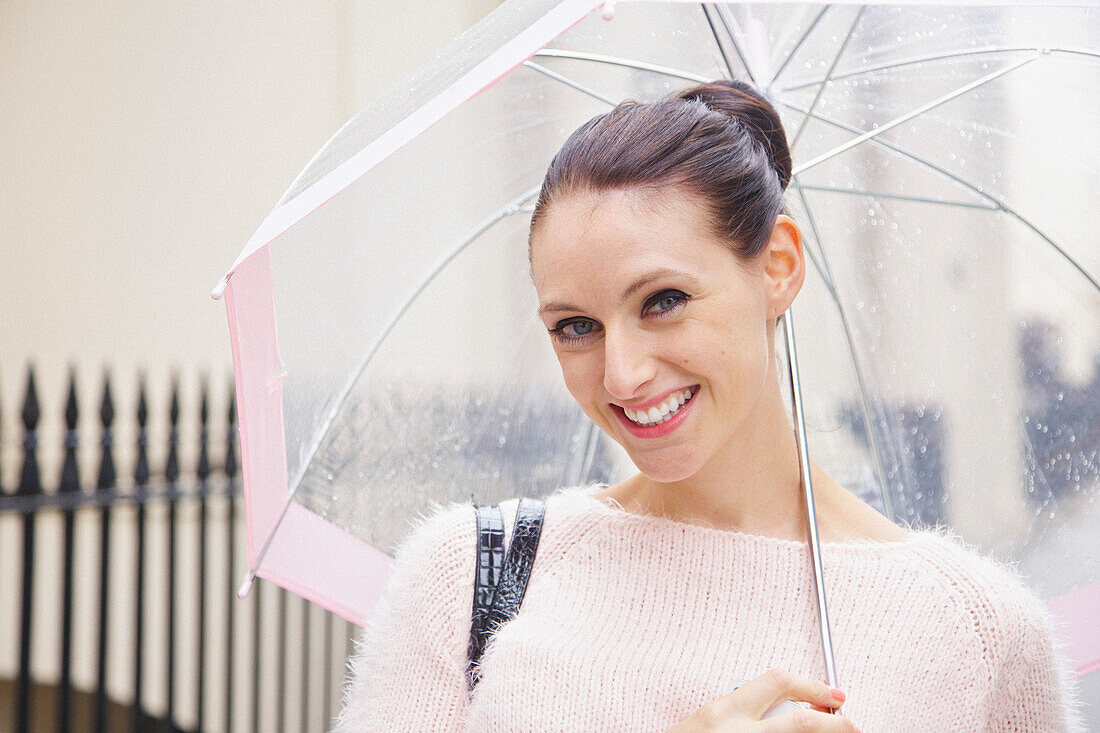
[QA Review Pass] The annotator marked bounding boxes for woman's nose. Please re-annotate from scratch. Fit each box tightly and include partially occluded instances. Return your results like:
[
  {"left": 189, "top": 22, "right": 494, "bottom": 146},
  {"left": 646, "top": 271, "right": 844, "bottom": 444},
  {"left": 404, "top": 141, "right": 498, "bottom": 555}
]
[{"left": 602, "top": 328, "right": 656, "bottom": 401}]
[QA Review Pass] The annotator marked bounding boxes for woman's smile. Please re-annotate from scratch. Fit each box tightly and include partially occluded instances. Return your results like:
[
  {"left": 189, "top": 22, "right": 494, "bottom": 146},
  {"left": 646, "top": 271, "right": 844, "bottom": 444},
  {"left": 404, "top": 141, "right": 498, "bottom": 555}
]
[{"left": 614, "top": 385, "right": 698, "bottom": 437}]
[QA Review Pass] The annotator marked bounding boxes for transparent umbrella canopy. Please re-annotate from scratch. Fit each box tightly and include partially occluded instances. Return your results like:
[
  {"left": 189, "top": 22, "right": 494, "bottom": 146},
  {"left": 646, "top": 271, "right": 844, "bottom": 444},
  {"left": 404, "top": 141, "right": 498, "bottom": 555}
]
[{"left": 213, "top": 0, "right": 1099, "bottom": 698}]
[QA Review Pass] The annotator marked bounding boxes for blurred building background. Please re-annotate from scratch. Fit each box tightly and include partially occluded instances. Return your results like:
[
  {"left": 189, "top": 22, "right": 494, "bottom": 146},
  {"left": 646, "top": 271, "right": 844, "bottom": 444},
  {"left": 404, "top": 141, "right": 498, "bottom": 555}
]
[{"left": 1, "top": 2, "right": 501, "bottom": 731}]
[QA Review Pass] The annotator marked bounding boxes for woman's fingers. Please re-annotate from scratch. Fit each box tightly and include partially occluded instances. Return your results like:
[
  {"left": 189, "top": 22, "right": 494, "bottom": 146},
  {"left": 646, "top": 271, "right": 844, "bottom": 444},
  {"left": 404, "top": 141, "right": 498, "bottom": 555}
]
[
  {"left": 723, "top": 668, "right": 845, "bottom": 720},
  {"left": 757, "top": 708, "right": 860, "bottom": 733},
  {"left": 666, "top": 669, "right": 858, "bottom": 732}
]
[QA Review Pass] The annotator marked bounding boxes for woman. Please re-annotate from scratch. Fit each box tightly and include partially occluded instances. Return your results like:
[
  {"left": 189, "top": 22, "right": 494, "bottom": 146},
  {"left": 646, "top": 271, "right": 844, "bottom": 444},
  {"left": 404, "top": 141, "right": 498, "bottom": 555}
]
[{"left": 336, "top": 80, "right": 1081, "bottom": 731}]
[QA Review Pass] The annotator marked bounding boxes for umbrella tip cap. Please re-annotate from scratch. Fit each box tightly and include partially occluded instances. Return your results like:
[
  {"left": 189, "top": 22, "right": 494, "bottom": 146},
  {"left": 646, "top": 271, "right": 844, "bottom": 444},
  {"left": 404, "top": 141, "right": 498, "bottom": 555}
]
[
  {"left": 236, "top": 572, "right": 256, "bottom": 599},
  {"left": 211, "top": 277, "right": 229, "bottom": 300},
  {"left": 601, "top": 1, "right": 615, "bottom": 21}
]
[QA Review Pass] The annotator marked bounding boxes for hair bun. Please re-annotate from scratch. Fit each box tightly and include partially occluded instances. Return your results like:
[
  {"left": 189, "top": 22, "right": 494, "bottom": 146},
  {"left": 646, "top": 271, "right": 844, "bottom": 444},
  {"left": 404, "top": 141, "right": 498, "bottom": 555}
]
[{"left": 678, "top": 80, "right": 792, "bottom": 190}]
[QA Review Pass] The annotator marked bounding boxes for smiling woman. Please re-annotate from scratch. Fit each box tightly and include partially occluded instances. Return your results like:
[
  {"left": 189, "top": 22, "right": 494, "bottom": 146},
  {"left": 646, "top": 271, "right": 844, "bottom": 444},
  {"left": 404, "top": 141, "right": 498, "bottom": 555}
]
[
  {"left": 530, "top": 188, "right": 792, "bottom": 490},
  {"left": 335, "top": 81, "right": 1083, "bottom": 732}
]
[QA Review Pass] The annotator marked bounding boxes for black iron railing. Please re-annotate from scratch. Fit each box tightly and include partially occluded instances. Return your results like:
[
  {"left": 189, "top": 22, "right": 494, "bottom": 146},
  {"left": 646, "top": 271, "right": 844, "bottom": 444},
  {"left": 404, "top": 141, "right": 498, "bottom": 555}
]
[{"left": 0, "top": 368, "right": 354, "bottom": 733}]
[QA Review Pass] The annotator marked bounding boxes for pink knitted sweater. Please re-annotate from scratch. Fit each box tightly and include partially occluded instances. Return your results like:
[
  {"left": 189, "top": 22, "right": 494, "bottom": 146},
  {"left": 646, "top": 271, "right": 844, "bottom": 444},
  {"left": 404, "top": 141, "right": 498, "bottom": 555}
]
[{"left": 336, "top": 486, "right": 1082, "bottom": 731}]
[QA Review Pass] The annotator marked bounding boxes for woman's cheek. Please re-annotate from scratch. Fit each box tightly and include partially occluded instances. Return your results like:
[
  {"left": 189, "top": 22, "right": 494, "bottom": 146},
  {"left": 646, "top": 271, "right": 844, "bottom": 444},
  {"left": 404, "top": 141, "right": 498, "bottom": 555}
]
[{"left": 556, "top": 350, "right": 595, "bottom": 401}]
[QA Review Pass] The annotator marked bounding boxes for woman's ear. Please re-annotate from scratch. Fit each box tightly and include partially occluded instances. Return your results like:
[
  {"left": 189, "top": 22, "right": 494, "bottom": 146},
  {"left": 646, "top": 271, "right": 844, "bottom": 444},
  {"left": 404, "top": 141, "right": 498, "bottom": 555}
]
[{"left": 763, "top": 215, "right": 805, "bottom": 319}]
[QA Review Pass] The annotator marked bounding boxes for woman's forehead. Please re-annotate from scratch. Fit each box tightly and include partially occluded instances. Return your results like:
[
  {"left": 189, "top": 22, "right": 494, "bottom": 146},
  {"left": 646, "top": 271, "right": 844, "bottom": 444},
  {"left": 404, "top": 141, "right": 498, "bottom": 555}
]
[
  {"left": 529, "top": 189, "right": 739, "bottom": 305},
  {"left": 541, "top": 186, "right": 712, "bottom": 228},
  {"left": 530, "top": 189, "right": 718, "bottom": 263}
]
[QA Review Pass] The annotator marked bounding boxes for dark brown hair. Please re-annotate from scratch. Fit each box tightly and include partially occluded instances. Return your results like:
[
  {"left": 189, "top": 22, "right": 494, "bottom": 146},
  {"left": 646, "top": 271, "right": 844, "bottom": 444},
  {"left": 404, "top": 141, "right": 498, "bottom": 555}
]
[{"left": 530, "top": 79, "right": 792, "bottom": 259}]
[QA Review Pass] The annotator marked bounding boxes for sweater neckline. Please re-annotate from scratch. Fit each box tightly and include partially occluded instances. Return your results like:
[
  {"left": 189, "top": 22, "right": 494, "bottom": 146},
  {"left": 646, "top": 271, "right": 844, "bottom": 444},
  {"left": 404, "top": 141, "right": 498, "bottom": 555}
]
[{"left": 556, "top": 484, "right": 931, "bottom": 554}]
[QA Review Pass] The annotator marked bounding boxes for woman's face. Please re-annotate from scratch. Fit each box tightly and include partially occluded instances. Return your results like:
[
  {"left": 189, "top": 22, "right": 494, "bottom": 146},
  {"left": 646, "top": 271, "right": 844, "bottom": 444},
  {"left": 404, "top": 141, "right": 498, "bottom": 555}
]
[{"left": 530, "top": 187, "right": 799, "bottom": 484}]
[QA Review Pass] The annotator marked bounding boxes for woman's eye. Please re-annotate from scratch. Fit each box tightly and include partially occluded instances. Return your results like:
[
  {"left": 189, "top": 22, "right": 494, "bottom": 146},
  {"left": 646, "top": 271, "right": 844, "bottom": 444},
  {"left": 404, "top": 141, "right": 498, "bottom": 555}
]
[
  {"left": 563, "top": 320, "right": 594, "bottom": 336},
  {"left": 644, "top": 290, "right": 689, "bottom": 316},
  {"left": 550, "top": 318, "right": 600, "bottom": 343}
]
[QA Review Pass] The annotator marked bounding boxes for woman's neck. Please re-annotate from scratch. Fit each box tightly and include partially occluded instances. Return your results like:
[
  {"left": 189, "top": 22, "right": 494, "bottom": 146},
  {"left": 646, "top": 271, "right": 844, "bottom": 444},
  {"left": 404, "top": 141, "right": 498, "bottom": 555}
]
[
  {"left": 599, "top": 373, "right": 907, "bottom": 543},
  {"left": 610, "top": 378, "right": 820, "bottom": 541}
]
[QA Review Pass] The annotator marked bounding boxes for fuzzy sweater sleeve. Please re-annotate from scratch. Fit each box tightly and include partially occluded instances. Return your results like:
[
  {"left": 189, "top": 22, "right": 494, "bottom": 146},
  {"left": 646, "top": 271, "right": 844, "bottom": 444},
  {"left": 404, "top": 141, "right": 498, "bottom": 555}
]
[
  {"left": 334, "top": 503, "right": 476, "bottom": 733},
  {"left": 899, "top": 533, "right": 1084, "bottom": 732},
  {"left": 985, "top": 590, "right": 1085, "bottom": 733}
]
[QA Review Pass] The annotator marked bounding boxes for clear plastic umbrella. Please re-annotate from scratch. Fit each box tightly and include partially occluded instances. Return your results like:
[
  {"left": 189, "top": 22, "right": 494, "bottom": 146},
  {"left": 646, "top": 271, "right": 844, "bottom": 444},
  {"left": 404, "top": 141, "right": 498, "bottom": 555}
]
[{"left": 212, "top": 0, "right": 1100, "bottom": 702}]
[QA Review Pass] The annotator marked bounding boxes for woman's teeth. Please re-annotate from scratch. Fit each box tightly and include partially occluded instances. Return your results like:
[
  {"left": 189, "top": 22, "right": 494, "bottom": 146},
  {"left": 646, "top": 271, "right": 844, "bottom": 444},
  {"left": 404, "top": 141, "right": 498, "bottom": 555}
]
[{"left": 623, "top": 387, "right": 696, "bottom": 427}]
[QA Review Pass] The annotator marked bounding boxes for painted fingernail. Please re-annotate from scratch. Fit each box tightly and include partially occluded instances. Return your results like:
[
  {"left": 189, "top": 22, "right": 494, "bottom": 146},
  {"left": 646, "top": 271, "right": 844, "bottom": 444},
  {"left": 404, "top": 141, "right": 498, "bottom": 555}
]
[{"left": 829, "top": 687, "right": 846, "bottom": 703}]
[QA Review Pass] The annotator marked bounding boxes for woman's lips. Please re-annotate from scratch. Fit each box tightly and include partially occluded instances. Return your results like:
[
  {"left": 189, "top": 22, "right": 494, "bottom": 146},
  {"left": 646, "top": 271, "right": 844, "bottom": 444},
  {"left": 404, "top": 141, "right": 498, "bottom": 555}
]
[
  {"left": 613, "top": 386, "right": 698, "bottom": 439},
  {"left": 620, "top": 386, "right": 696, "bottom": 426}
]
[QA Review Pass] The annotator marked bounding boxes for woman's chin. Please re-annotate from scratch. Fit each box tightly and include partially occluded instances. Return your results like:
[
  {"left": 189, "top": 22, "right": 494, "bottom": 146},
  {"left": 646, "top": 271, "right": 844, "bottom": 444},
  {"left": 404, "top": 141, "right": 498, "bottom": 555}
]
[
  {"left": 626, "top": 451, "right": 702, "bottom": 485},
  {"left": 598, "top": 418, "right": 706, "bottom": 484}
]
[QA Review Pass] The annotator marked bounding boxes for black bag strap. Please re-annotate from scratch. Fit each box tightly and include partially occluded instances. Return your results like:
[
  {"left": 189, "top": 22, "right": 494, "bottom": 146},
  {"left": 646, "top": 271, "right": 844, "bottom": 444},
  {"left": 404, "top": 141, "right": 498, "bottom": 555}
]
[
  {"left": 467, "top": 497, "right": 546, "bottom": 690},
  {"left": 467, "top": 504, "right": 504, "bottom": 687}
]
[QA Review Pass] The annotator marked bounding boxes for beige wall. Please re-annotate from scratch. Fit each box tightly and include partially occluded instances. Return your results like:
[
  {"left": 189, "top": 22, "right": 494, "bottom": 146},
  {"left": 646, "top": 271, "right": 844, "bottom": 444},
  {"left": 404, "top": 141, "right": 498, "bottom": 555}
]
[
  {"left": 0, "top": 0, "right": 500, "bottom": 486},
  {"left": 0, "top": 2, "right": 500, "bottom": 728}
]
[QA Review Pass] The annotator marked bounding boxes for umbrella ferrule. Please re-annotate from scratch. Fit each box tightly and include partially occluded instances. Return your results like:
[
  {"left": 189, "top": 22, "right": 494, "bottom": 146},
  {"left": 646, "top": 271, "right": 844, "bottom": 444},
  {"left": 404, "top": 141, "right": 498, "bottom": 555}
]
[{"left": 236, "top": 570, "right": 257, "bottom": 600}]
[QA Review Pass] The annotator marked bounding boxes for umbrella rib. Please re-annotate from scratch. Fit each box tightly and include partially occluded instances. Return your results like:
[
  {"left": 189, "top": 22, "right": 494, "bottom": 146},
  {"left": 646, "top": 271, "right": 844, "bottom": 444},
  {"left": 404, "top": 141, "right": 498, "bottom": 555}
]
[
  {"left": 768, "top": 4, "right": 831, "bottom": 89},
  {"left": 572, "top": 420, "right": 602, "bottom": 485},
  {"left": 780, "top": 46, "right": 1100, "bottom": 93},
  {"left": 800, "top": 229, "right": 837, "bottom": 299},
  {"left": 533, "top": 49, "right": 710, "bottom": 84},
  {"left": 243, "top": 186, "right": 544, "bottom": 589},
  {"left": 700, "top": 4, "right": 741, "bottom": 80},
  {"left": 714, "top": 4, "right": 758, "bottom": 86},
  {"left": 530, "top": 47, "right": 1100, "bottom": 98},
  {"left": 785, "top": 195, "right": 839, "bottom": 300},
  {"left": 1017, "top": 429, "right": 1056, "bottom": 549},
  {"left": 789, "top": 6, "right": 865, "bottom": 155},
  {"left": 794, "top": 180, "right": 896, "bottom": 521},
  {"left": 522, "top": 61, "right": 619, "bottom": 106},
  {"left": 793, "top": 52, "right": 1045, "bottom": 176},
  {"left": 790, "top": 183, "right": 997, "bottom": 211},
  {"left": 782, "top": 100, "right": 1100, "bottom": 293}
]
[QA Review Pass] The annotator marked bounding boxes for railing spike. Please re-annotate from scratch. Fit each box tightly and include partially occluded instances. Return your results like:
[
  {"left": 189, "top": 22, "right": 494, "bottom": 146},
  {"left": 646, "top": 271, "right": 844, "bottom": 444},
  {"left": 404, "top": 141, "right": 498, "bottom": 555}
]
[
  {"left": 65, "top": 369, "right": 79, "bottom": 429},
  {"left": 60, "top": 371, "right": 80, "bottom": 494},
  {"left": 136, "top": 374, "right": 148, "bottom": 427},
  {"left": 170, "top": 375, "right": 180, "bottom": 424},
  {"left": 100, "top": 371, "right": 115, "bottom": 427},
  {"left": 134, "top": 376, "right": 150, "bottom": 488},
  {"left": 19, "top": 366, "right": 41, "bottom": 497},
  {"left": 198, "top": 379, "right": 211, "bottom": 481},
  {"left": 21, "top": 366, "right": 40, "bottom": 431},
  {"left": 165, "top": 376, "right": 180, "bottom": 484},
  {"left": 225, "top": 378, "right": 238, "bottom": 479},
  {"left": 227, "top": 380, "right": 236, "bottom": 422},
  {"left": 97, "top": 372, "right": 116, "bottom": 491}
]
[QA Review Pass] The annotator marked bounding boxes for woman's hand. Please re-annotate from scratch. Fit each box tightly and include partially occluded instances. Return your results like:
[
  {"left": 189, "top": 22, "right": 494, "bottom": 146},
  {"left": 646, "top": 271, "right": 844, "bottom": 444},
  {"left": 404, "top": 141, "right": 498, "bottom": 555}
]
[{"left": 666, "top": 668, "right": 858, "bottom": 732}]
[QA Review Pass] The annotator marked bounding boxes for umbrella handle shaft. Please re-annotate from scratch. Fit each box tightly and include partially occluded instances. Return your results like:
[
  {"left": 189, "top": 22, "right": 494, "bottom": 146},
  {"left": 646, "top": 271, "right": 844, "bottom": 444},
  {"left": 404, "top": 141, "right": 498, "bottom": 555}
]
[{"left": 782, "top": 309, "right": 839, "bottom": 690}]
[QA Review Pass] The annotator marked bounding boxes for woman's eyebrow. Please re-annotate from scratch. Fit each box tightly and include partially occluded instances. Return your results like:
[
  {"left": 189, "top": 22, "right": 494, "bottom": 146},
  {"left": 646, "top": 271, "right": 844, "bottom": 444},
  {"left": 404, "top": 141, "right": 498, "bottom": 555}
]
[
  {"left": 619, "top": 268, "right": 699, "bottom": 301},
  {"left": 538, "top": 301, "right": 582, "bottom": 317},
  {"left": 538, "top": 268, "right": 699, "bottom": 317}
]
